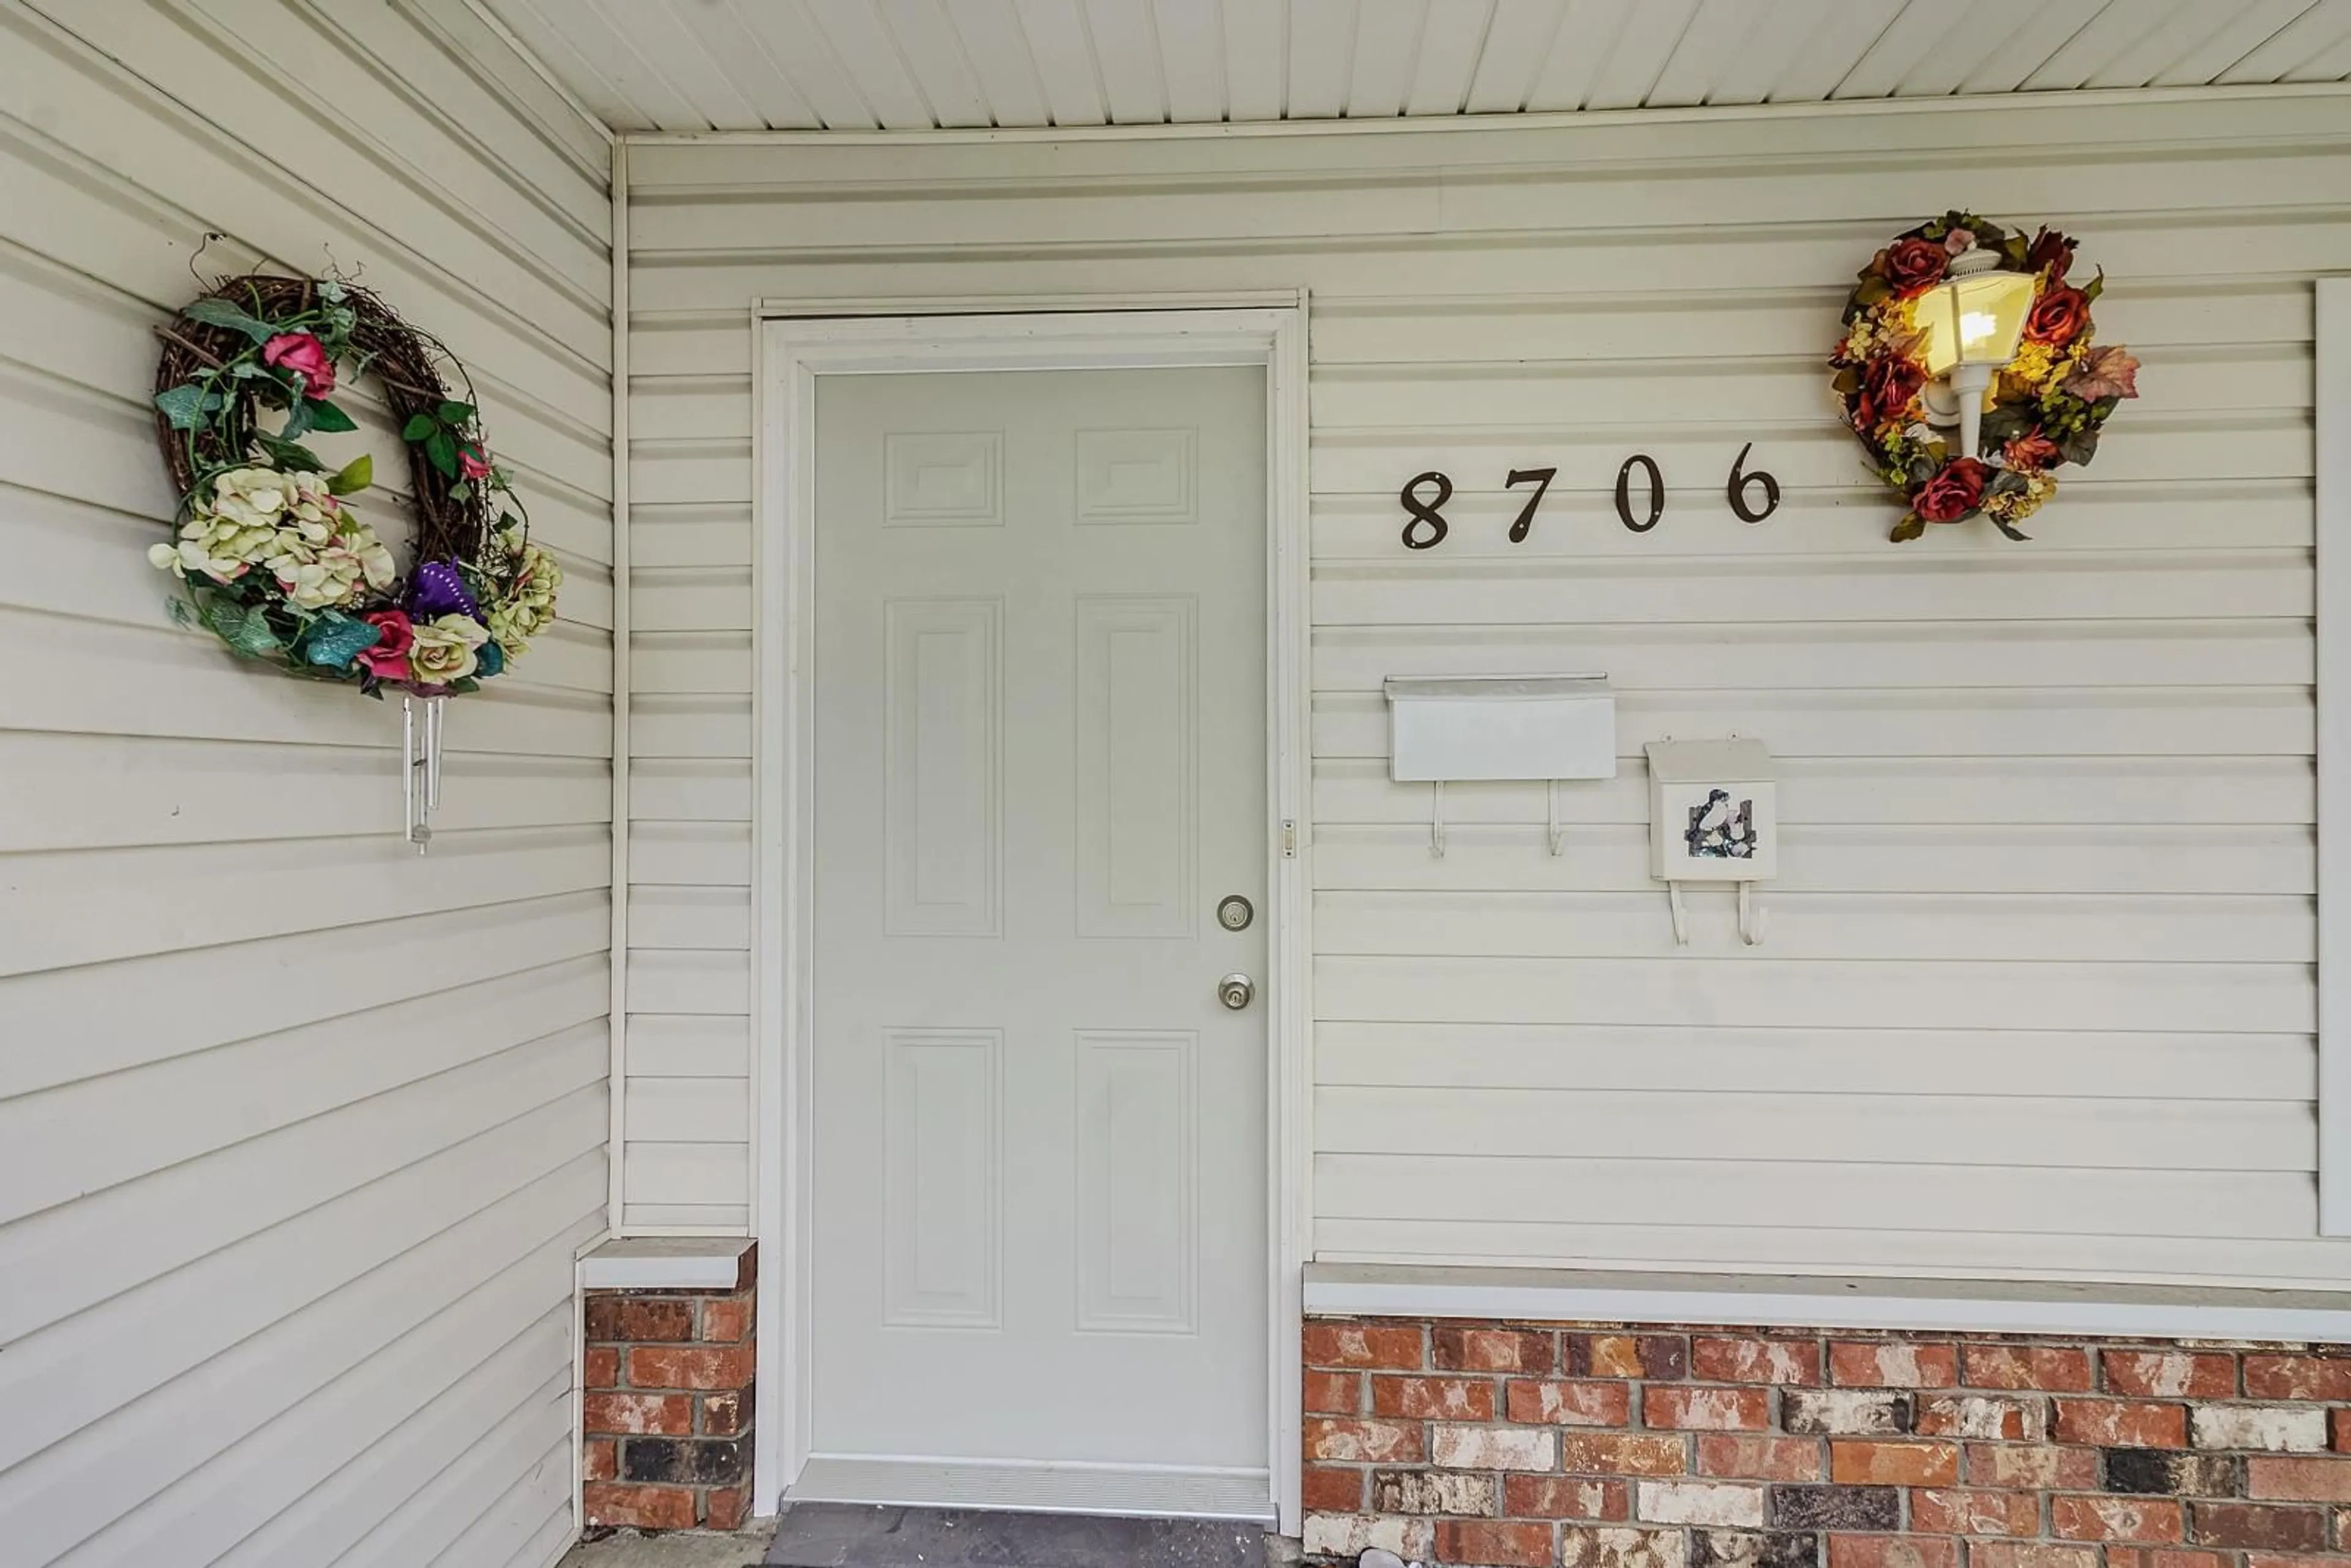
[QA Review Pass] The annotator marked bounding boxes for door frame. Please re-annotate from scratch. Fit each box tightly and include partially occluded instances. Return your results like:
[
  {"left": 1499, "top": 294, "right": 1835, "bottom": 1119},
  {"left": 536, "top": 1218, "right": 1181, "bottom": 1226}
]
[{"left": 750, "top": 300, "right": 1312, "bottom": 1529}]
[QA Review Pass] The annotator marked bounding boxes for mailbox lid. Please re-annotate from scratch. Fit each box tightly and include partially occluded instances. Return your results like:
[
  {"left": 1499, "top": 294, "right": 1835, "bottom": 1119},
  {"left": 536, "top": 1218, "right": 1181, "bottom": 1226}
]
[
  {"left": 1384, "top": 673, "right": 1615, "bottom": 782},
  {"left": 1644, "top": 736, "right": 1772, "bottom": 784}
]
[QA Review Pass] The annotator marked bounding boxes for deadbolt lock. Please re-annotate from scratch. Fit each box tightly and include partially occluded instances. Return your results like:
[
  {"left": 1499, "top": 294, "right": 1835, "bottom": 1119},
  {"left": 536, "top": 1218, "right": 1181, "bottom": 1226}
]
[{"left": 1217, "top": 894, "right": 1254, "bottom": 931}]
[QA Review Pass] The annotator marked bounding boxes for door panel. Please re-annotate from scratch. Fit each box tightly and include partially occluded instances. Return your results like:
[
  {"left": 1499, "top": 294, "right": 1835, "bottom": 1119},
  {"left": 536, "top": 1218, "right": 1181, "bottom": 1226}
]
[{"left": 808, "top": 367, "right": 1269, "bottom": 1496}]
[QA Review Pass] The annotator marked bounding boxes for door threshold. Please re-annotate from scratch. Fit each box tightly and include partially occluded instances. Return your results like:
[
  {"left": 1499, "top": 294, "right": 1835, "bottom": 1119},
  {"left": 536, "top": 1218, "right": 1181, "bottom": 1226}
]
[{"left": 786, "top": 1457, "right": 1275, "bottom": 1523}]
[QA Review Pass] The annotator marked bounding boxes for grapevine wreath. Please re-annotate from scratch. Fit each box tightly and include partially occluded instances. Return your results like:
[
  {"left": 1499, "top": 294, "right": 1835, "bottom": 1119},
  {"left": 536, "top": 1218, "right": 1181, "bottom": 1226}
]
[
  {"left": 1831, "top": 212, "right": 2140, "bottom": 542},
  {"left": 149, "top": 273, "right": 558, "bottom": 693}
]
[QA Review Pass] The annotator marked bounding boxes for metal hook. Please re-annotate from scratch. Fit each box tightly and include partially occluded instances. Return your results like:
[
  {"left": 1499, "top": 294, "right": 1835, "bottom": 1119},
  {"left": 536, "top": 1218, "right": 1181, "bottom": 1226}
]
[
  {"left": 1667, "top": 881, "right": 1689, "bottom": 946},
  {"left": 187, "top": 230, "right": 226, "bottom": 287},
  {"left": 1547, "top": 779, "right": 1564, "bottom": 857},
  {"left": 1739, "top": 881, "right": 1767, "bottom": 946},
  {"left": 1430, "top": 779, "right": 1445, "bottom": 859}
]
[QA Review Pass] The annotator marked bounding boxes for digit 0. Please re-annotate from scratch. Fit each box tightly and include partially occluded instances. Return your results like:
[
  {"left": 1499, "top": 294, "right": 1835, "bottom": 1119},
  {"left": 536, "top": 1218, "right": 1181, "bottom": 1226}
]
[
  {"left": 1400, "top": 470, "right": 1452, "bottom": 550},
  {"left": 1615, "top": 454, "right": 1663, "bottom": 533}
]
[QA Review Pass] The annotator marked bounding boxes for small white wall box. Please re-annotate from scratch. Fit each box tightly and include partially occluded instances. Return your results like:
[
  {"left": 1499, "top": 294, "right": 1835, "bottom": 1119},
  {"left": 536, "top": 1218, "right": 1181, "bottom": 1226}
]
[
  {"left": 1384, "top": 675, "right": 1614, "bottom": 858},
  {"left": 1645, "top": 737, "right": 1775, "bottom": 945},
  {"left": 1384, "top": 675, "right": 1616, "bottom": 782}
]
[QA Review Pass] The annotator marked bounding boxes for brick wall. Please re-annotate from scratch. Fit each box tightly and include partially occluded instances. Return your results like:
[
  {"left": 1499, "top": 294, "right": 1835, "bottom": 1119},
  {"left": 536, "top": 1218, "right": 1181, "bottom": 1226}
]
[
  {"left": 583, "top": 1246, "right": 755, "bottom": 1532},
  {"left": 1303, "top": 1316, "right": 2351, "bottom": 1568}
]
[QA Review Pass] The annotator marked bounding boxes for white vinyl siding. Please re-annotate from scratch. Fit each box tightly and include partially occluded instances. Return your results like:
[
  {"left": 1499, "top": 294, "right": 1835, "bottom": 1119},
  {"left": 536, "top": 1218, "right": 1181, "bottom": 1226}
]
[
  {"left": 0, "top": 3, "right": 611, "bottom": 1565},
  {"left": 623, "top": 91, "right": 2351, "bottom": 1286}
]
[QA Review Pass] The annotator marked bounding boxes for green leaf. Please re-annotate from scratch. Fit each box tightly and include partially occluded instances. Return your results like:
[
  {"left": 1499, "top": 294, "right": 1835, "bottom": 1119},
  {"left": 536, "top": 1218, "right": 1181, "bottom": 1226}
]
[
  {"left": 2057, "top": 424, "right": 2102, "bottom": 467},
  {"left": 1889, "top": 513, "right": 1926, "bottom": 544},
  {"left": 181, "top": 297, "right": 282, "bottom": 343},
  {"left": 1978, "top": 402, "right": 2034, "bottom": 449},
  {"left": 197, "top": 595, "right": 284, "bottom": 659},
  {"left": 279, "top": 399, "right": 316, "bottom": 442},
  {"left": 253, "top": 433, "right": 330, "bottom": 473},
  {"left": 401, "top": 413, "right": 438, "bottom": 441},
  {"left": 424, "top": 428, "right": 459, "bottom": 479},
  {"left": 436, "top": 400, "right": 477, "bottom": 425},
  {"left": 449, "top": 481, "right": 473, "bottom": 503},
  {"left": 1989, "top": 514, "right": 2033, "bottom": 542},
  {"left": 154, "top": 383, "right": 220, "bottom": 430},
  {"left": 305, "top": 399, "right": 358, "bottom": 434},
  {"left": 447, "top": 675, "right": 482, "bottom": 696},
  {"left": 328, "top": 454, "right": 374, "bottom": 495}
]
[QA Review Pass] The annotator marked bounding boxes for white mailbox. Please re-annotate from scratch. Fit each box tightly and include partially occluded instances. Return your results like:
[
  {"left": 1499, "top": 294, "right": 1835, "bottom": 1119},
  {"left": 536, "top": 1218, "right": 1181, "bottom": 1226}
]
[
  {"left": 1384, "top": 675, "right": 1615, "bottom": 782},
  {"left": 1383, "top": 675, "right": 1614, "bottom": 858},
  {"left": 1645, "top": 737, "right": 1775, "bottom": 945}
]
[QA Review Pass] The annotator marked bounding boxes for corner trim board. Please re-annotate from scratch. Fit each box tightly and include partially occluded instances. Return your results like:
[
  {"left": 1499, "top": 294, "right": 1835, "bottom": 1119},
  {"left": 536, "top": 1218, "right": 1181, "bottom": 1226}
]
[{"left": 2322, "top": 276, "right": 2349, "bottom": 1236}]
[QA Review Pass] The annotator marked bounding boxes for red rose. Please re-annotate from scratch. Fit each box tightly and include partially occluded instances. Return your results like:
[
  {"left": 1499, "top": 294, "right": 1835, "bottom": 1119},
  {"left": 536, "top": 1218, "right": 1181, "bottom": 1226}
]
[
  {"left": 2024, "top": 286, "right": 2089, "bottom": 347},
  {"left": 1856, "top": 354, "right": 1925, "bottom": 430},
  {"left": 2003, "top": 432, "right": 2061, "bottom": 472},
  {"left": 1913, "top": 457, "right": 1989, "bottom": 523},
  {"left": 459, "top": 445, "right": 492, "bottom": 482},
  {"left": 356, "top": 609, "right": 415, "bottom": 681},
  {"left": 1881, "top": 237, "right": 1949, "bottom": 296},
  {"left": 2025, "top": 227, "right": 2076, "bottom": 282},
  {"left": 261, "top": 332, "right": 337, "bottom": 399}
]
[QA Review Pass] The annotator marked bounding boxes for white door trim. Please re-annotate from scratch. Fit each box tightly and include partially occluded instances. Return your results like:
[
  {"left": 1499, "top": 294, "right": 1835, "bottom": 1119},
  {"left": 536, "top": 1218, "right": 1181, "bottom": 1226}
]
[{"left": 751, "top": 302, "right": 1312, "bottom": 1532}]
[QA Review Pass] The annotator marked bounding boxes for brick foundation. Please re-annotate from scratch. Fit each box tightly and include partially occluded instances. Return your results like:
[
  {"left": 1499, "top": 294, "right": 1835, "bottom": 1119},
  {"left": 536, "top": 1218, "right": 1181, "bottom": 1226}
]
[
  {"left": 583, "top": 1245, "right": 755, "bottom": 1532},
  {"left": 1303, "top": 1316, "right": 2351, "bottom": 1567}
]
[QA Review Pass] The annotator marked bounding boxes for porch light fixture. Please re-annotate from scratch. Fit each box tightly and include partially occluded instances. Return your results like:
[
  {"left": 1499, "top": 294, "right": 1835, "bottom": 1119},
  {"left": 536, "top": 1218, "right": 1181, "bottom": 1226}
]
[{"left": 1916, "top": 247, "right": 2036, "bottom": 461}]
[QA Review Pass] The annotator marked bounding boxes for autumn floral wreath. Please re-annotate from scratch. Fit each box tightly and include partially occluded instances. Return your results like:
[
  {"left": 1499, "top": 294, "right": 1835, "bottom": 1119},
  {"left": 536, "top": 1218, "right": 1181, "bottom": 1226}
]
[
  {"left": 149, "top": 273, "right": 559, "bottom": 694},
  {"left": 1831, "top": 212, "right": 2140, "bottom": 542}
]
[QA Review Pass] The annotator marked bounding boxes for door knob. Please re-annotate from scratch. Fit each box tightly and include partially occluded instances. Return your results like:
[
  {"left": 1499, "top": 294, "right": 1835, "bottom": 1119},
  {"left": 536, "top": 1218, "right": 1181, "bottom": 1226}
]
[{"left": 1218, "top": 973, "right": 1256, "bottom": 1010}]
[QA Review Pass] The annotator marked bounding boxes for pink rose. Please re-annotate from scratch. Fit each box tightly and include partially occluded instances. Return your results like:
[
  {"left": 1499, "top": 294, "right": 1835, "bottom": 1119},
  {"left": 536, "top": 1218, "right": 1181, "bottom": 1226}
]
[
  {"left": 459, "top": 445, "right": 492, "bottom": 482},
  {"left": 1856, "top": 354, "right": 1925, "bottom": 432},
  {"left": 2023, "top": 286, "right": 2089, "bottom": 348},
  {"left": 356, "top": 609, "right": 415, "bottom": 681},
  {"left": 1913, "top": 457, "right": 1989, "bottom": 524},
  {"left": 262, "top": 332, "right": 336, "bottom": 399},
  {"left": 1880, "top": 237, "right": 1949, "bottom": 297}
]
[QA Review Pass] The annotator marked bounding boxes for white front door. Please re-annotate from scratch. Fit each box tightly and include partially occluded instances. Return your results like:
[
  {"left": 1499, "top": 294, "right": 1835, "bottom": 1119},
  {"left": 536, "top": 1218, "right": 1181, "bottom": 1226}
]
[{"left": 803, "top": 366, "right": 1270, "bottom": 1518}]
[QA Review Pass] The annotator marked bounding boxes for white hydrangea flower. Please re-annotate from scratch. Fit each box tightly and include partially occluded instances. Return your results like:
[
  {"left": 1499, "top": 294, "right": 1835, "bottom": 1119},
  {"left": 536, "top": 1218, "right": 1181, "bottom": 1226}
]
[
  {"left": 152, "top": 465, "right": 396, "bottom": 613},
  {"left": 483, "top": 528, "right": 562, "bottom": 659}
]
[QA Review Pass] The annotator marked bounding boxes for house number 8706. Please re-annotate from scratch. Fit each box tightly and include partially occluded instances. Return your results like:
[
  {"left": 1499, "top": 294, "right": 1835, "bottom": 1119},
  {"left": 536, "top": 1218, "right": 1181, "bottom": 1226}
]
[{"left": 1399, "top": 444, "right": 1780, "bottom": 549}]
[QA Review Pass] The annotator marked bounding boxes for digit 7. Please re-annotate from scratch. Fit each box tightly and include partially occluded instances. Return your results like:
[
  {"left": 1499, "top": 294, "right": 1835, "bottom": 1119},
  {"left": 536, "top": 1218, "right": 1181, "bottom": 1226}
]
[{"left": 1504, "top": 467, "right": 1556, "bottom": 544}]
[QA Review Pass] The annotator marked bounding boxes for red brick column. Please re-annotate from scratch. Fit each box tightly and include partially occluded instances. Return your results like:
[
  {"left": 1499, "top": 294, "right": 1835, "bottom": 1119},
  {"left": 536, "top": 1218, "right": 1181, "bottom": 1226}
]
[
  {"left": 583, "top": 1245, "right": 755, "bottom": 1532},
  {"left": 1303, "top": 1316, "right": 2351, "bottom": 1567}
]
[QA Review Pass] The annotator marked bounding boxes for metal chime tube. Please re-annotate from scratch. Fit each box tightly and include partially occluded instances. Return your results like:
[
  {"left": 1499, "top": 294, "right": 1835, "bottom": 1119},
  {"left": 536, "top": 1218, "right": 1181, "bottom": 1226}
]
[{"left": 403, "top": 694, "right": 446, "bottom": 853}]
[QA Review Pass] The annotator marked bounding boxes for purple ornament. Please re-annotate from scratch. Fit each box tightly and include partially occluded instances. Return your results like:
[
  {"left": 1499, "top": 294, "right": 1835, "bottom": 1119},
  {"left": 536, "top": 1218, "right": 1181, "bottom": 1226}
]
[{"left": 408, "top": 560, "right": 481, "bottom": 622}]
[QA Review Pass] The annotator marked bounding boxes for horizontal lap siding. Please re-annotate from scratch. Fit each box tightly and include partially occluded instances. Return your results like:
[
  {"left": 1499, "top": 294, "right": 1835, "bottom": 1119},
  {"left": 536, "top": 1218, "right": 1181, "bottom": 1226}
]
[
  {"left": 623, "top": 94, "right": 2351, "bottom": 1281},
  {"left": 0, "top": 3, "right": 611, "bottom": 1566}
]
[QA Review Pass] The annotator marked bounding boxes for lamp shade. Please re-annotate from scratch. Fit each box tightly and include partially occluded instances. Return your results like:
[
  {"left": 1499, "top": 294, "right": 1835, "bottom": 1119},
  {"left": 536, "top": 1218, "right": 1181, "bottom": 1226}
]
[{"left": 1918, "top": 259, "right": 2036, "bottom": 376}]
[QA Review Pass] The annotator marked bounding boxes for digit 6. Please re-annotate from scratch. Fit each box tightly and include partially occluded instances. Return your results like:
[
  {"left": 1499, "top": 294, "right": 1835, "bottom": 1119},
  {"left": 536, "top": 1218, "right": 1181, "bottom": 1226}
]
[{"left": 1726, "top": 441, "right": 1780, "bottom": 524}]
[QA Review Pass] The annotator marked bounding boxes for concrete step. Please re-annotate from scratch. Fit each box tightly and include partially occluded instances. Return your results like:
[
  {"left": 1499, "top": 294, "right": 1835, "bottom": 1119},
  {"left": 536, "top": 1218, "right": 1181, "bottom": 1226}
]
[{"left": 764, "top": 1504, "right": 1269, "bottom": 1568}]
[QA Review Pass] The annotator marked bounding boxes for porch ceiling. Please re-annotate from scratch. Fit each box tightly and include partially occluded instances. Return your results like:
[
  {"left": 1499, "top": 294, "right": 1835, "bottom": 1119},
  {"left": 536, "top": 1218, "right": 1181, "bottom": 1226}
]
[{"left": 472, "top": 0, "right": 2351, "bottom": 135}]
